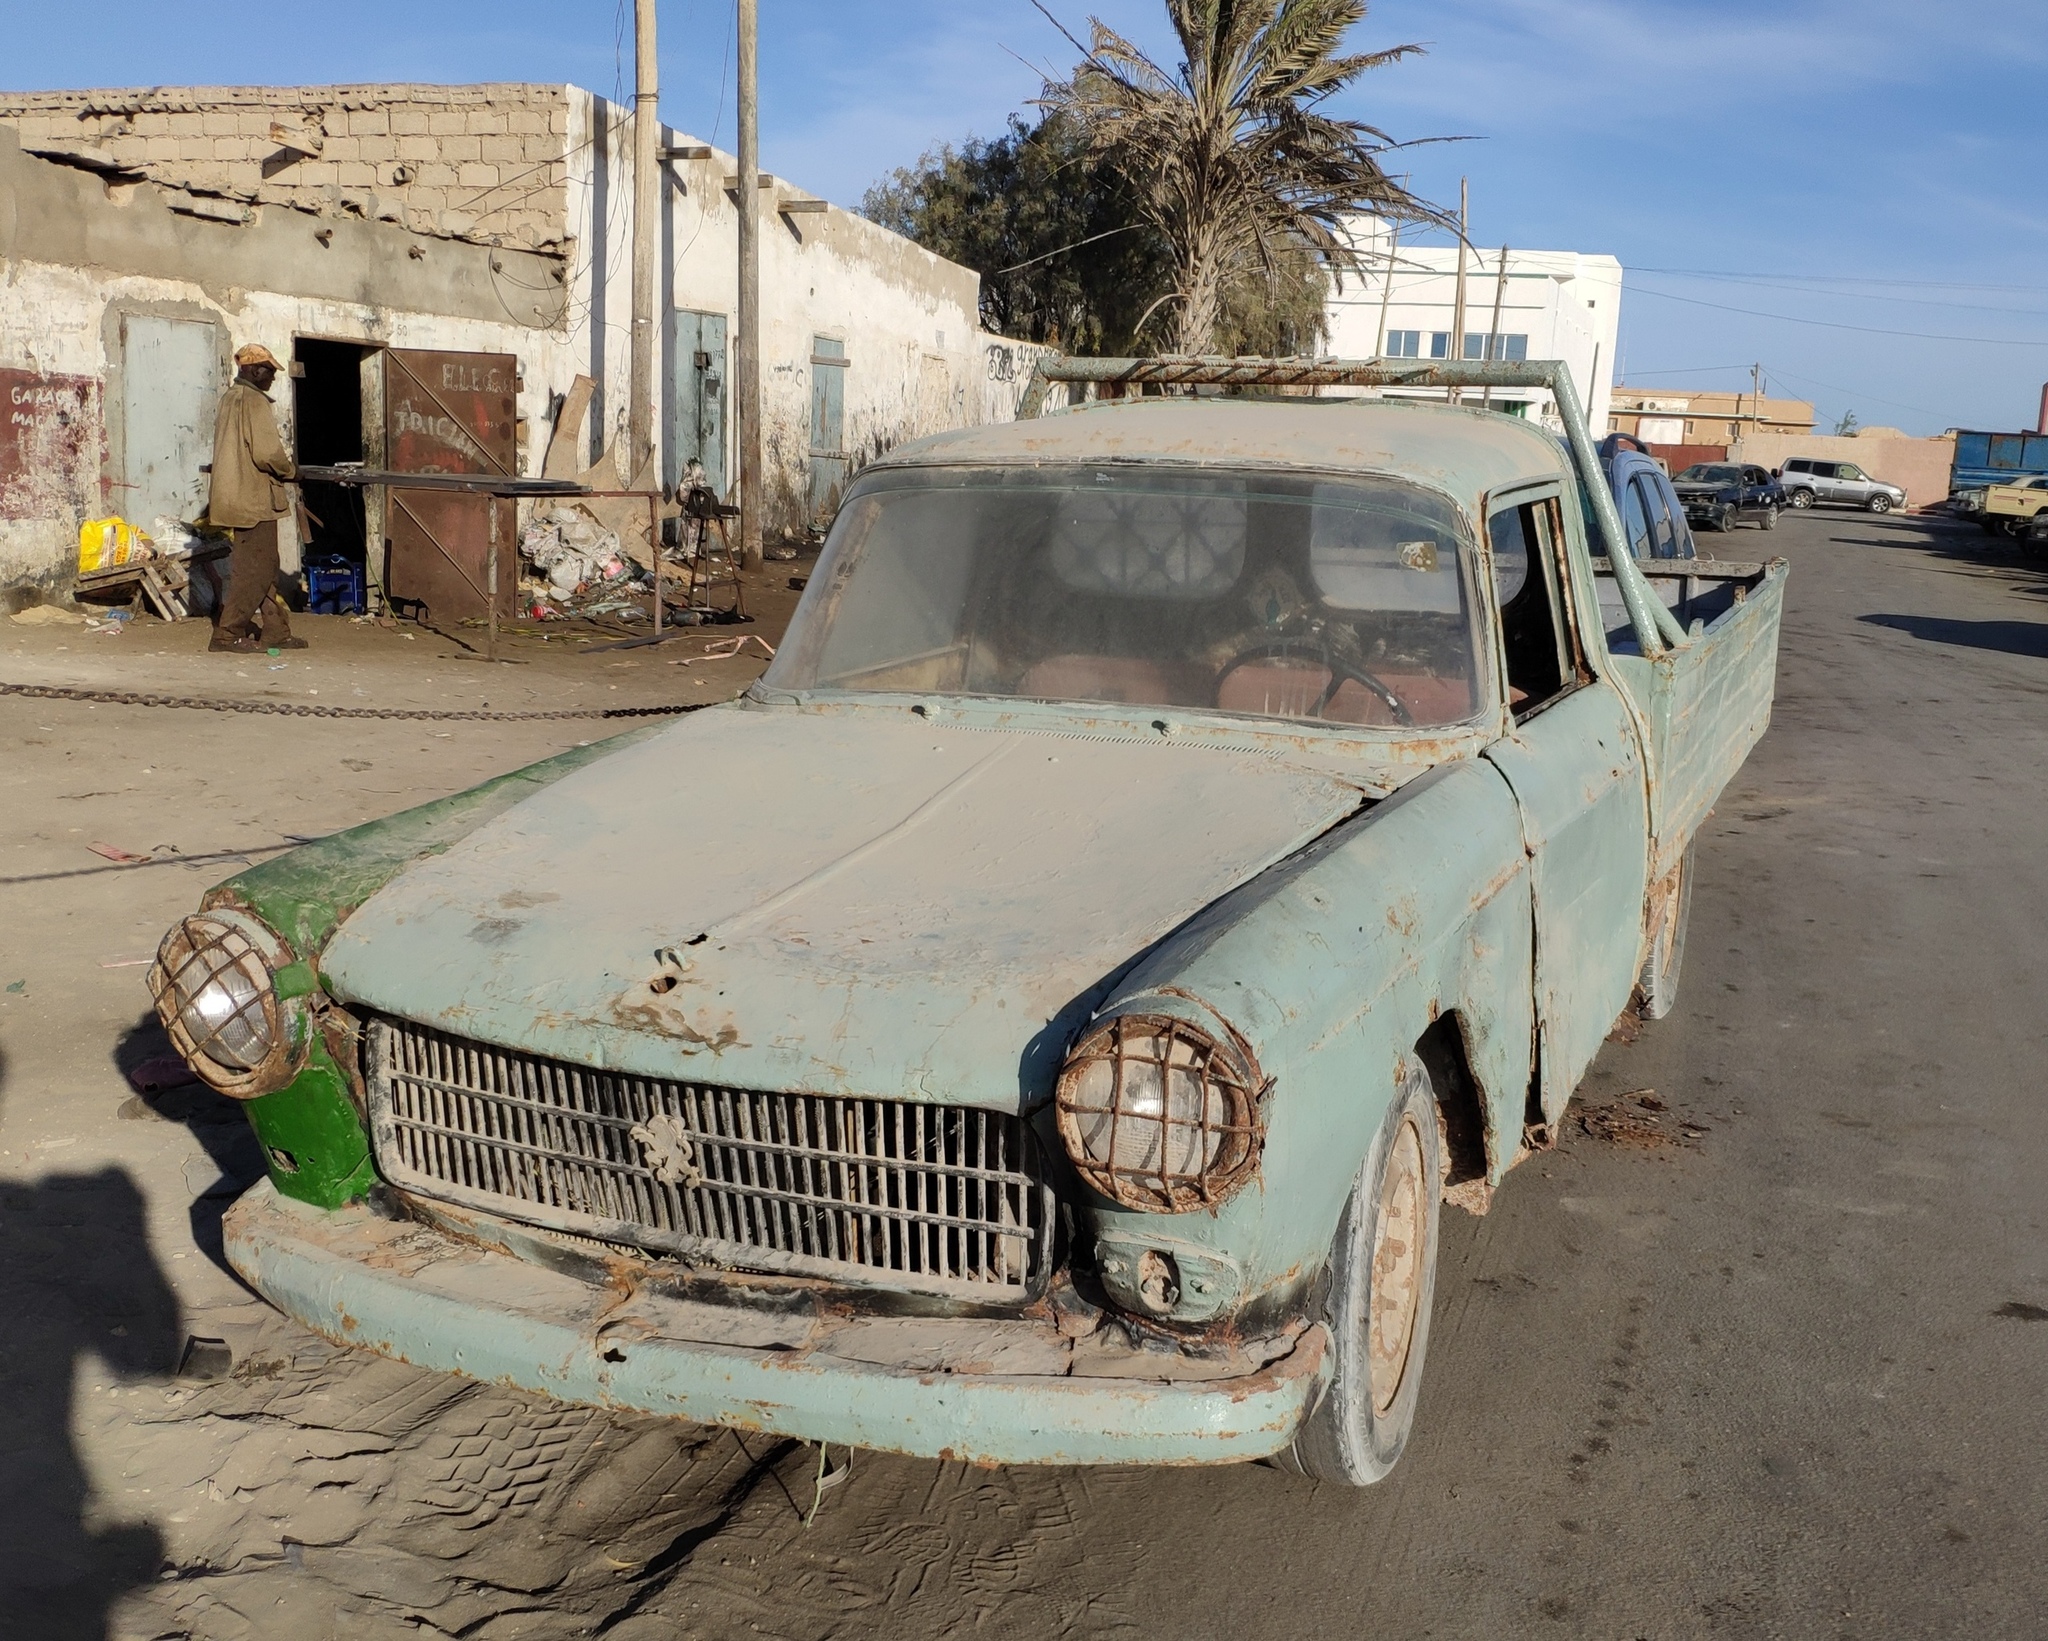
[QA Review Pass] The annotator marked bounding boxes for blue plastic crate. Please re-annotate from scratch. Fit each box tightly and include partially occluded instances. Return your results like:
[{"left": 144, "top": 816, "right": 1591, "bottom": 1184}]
[{"left": 305, "top": 556, "right": 365, "bottom": 616}]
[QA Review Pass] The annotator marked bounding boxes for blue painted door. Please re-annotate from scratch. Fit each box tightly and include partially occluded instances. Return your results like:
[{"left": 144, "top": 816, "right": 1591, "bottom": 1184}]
[
  {"left": 120, "top": 313, "right": 220, "bottom": 527},
  {"left": 670, "top": 310, "right": 728, "bottom": 498},
  {"left": 808, "top": 336, "right": 848, "bottom": 525}
]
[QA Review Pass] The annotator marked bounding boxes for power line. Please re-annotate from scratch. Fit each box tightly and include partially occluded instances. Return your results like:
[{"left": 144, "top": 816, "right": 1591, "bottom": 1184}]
[
  {"left": 1637, "top": 266, "right": 2048, "bottom": 295},
  {"left": 1634, "top": 269, "right": 2048, "bottom": 321},
  {"left": 1628, "top": 283, "right": 2048, "bottom": 347}
]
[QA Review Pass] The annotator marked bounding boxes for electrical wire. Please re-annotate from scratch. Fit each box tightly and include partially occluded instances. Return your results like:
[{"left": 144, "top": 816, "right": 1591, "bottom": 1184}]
[{"left": 1628, "top": 283, "right": 2048, "bottom": 347}]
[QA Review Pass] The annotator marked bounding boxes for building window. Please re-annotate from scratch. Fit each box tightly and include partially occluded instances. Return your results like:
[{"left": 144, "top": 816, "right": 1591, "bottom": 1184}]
[
  {"left": 1499, "top": 334, "right": 1528, "bottom": 363},
  {"left": 1384, "top": 329, "right": 1422, "bottom": 358},
  {"left": 1430, "top": 332, "right": 1451, "bottom": 359}
]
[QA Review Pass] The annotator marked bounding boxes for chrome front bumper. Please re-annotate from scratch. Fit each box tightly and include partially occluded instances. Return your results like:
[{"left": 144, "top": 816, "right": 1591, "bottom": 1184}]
[{"left": 224, "top": 1182, "right": 1328, "bottom": 1467}]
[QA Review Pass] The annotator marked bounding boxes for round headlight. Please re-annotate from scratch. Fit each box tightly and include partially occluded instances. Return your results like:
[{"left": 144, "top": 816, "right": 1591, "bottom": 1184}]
[
  {"left": 1054, "top": 1011, "right": 1262, "bottom": 1212},
  {"left": 148, "top": 910, "right": 306, "bottom": 1099}
]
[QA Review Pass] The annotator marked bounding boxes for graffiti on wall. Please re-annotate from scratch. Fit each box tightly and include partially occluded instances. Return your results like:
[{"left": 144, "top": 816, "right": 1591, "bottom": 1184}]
[{"left": 0, "top": 369, "right": 102, "bottom": 522}]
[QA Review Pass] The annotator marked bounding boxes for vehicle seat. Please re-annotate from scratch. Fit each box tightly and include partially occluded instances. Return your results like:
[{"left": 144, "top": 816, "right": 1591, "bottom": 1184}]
[{"left": 1017, "top": 654, "right": 1214, "bottom": 707}]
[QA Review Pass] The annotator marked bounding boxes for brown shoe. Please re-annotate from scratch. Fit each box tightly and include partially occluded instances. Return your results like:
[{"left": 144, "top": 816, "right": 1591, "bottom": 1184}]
[
  {"left": 209, "top": 634, "right": 262, "bottom": 654},
  {"left": 270, "top": 636, "right": 310, "bottom": 650}
]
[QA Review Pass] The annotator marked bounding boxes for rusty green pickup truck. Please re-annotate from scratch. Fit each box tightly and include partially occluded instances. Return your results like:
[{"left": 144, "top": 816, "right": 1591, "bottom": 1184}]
[{"left": 151, "top": 358, "right": 1784, "bottom": 1486}]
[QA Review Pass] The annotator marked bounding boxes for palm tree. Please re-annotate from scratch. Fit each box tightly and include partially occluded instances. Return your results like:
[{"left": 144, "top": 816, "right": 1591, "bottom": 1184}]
[{"left": 1039, "top": 0, "right": 1455, "bottom": 357}]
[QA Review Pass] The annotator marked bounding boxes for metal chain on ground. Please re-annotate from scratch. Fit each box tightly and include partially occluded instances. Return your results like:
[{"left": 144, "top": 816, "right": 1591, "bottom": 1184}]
[{"left": 0, "top": 680, "right": 712, "bottom": 722}]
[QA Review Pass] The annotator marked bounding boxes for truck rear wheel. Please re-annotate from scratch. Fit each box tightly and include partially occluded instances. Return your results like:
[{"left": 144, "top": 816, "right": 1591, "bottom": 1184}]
[
  {"left": 1637, "top": 846, "right": 1695, "bottom": 1021},
  {"left": 1288, "top": 1063, "right": 1442, "bottom": 1486}
]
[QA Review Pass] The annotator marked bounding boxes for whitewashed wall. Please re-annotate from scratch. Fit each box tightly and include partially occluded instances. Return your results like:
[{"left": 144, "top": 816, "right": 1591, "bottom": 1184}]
[
  {"left": 566, "top": 92, "right": 987, "bottom": 537},
  {"left": 0, "top": 257, "right": 576, "bottom": 584}
]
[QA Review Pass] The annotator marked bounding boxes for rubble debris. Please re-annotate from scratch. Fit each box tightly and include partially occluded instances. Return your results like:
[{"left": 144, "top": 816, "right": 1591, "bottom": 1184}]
[{"left": 9, "top": 603, "right": 84, "bottom": 625}]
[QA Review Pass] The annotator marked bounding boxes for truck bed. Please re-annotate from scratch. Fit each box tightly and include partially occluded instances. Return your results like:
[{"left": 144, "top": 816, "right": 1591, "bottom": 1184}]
[{"left": 1594, "top": 555, "right": 1789, "bottom": 874}]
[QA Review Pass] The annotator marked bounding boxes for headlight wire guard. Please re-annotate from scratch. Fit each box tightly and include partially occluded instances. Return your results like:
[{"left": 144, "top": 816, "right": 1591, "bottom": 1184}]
[
  {"left": 1053, "top": 998, "right": 1265, "bottom": 1213},
  {"left": 148, "top": 907, "right": 311, "bottom": 1100}
]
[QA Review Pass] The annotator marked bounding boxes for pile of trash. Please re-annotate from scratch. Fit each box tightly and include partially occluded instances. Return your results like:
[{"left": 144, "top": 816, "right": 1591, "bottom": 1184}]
[
  {"left": 516, "top": 506, "right": 655, "bottom": 622},
  {"left": 76, "top": 514, "right": 221, "bottom": 575}
]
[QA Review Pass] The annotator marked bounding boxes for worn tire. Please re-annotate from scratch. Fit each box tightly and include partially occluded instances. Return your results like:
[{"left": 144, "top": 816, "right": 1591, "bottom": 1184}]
[
  {"left": 1867, "top": 493, "right": 1893, "bottom": 514},
  {"left": 1788, "top": 488, "right": 1815, "bottom": 509},
  {"left": 1758, "top": 503, "right": 1780, "bottom": 531},
  {"left": 1637, "top": 846, "right": 1695, "bottom": 1021},
  {"left": 1712, "top": 504, "right": 1735, "bottom": 533},
  {"left": 1289, "top": 1063, "right": 1443, "bottom": 1486}
]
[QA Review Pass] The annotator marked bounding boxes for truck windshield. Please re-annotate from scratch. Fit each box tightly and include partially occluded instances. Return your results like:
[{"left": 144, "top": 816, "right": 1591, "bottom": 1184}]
[{"left": 766, "top": 464, "right": 1487, "bottom": 729}]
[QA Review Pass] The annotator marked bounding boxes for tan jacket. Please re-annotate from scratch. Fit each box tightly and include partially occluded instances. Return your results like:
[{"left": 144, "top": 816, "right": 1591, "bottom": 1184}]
[{"left": 206, "top": 378, "right": 296, "bottom": 529}]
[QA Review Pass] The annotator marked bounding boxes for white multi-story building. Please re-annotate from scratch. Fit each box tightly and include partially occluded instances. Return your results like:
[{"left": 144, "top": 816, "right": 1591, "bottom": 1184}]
[{"left": 1323, "top": 217, "right": 1623, "bottom": 433}]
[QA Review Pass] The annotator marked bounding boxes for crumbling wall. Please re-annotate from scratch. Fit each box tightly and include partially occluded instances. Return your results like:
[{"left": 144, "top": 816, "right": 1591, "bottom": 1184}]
[{"left": 0, "top": 84, "right": 573, "bottom": 252}]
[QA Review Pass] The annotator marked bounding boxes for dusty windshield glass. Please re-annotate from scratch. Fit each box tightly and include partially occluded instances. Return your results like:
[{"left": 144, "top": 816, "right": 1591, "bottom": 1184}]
[{"left": 766, "top": 465, "right": 1486, "bottom": 729}]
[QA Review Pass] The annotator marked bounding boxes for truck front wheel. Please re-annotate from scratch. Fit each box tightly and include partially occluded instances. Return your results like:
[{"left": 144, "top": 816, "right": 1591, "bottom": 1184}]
[
  {"left": 1288, "top": 1063, "right": 1443, "bottom": 1486},
  {"left": 1788, "top": 488, "right": 1815, "bottom": 509}
]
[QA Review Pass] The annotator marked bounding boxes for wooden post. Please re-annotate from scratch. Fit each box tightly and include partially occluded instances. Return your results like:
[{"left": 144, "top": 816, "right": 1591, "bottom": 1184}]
[
  {"left": 1481, "top": 245, "right": 1509, "bottom": 410},
  {"left": 628, "top": 0, "right": 660, "bottom": 483},
  {"left": 1448, "top": 178, "right": 1469, "bottom": 406},
  {"left": 736, "top": 0, "right": 764, "bottom": 571}
]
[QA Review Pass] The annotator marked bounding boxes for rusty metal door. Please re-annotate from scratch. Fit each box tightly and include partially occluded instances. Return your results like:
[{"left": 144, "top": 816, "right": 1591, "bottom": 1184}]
[{"left": 382, "top": 349, "right": 518, "bottom": 623}]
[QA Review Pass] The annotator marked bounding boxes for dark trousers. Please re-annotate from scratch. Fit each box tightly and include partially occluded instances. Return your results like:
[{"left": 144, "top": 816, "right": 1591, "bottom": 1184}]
[{"left": 216, "top": 519, "right": 291, "bottom": 643}]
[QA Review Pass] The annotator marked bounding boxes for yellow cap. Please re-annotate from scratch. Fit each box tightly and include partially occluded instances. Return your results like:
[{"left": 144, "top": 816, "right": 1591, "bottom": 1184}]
[{"left": 234, "top": 343, "right": 281, "bottom": 370}]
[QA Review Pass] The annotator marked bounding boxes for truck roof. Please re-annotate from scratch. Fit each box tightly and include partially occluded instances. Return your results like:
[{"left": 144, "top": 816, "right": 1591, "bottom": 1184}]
[{"left": 871, "top": 396, "right": 1574, "bottom": 502}]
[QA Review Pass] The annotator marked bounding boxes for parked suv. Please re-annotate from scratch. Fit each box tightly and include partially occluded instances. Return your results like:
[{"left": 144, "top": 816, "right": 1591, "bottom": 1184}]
[
  {"left": 1671, "top": 462, "right": 1785, "bottom": 532},
  {"left": 1777, "top": 457, "right": 1907, "bottom": 513}
]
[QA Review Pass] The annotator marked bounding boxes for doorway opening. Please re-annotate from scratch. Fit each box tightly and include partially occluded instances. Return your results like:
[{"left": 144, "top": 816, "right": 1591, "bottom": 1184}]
[{"left": 292, "top": 338, "right": 375, "bottom": 613}]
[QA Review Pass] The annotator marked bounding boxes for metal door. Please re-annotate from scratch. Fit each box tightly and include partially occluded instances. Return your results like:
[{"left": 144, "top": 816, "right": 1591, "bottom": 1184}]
[
  {"left": 120, "top": 314, "right": 219, "bottom": 526},
  {"left": 808, "top": 336, "right": 848, "bottom": 525},
  {"left": 382, "top": 349, "right": 518, "bottom": 624},
  {"left": 671, "top": 310, "right": 728, "bottom": 497}
]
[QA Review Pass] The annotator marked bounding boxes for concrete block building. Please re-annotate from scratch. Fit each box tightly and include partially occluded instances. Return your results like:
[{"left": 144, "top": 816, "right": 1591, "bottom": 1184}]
[
  {"left": 0, "top": 82, "right": 1033, "bottom": 601},
  {"left": 1325, "top": 216, "right": 1623, "bottom": 434}
]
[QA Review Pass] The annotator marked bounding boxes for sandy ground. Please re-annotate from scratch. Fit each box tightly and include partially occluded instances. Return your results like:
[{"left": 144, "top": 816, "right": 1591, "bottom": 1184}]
[{"left": 3, "top": 513, "right": 2045, "bottom": 1639}]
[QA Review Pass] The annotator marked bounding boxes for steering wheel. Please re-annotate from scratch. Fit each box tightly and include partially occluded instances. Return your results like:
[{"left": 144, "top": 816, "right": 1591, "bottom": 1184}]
[{"left": 1217, "top": 638, "right": 1414, "bottom": 726}]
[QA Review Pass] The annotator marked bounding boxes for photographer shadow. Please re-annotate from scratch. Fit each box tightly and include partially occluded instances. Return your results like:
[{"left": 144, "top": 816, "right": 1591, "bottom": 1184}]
[{"left": 0, "top": 1044, "right": 185, "bottom": 1638}]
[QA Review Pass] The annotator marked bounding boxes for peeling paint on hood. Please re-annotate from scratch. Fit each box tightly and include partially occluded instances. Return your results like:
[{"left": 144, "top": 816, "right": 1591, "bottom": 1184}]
[{"left": 320, "top": 705, "right": 1367, "bottom": 1109}]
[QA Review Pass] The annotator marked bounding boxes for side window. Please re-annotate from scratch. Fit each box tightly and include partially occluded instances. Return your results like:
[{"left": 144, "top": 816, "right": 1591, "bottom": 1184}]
[
  {"left": 1488, "top": 495, "right": 1576, "bottom": 718},
  {"left": 1814, "top": 462, "right": 1839, "bottom": 479},
  {"left": 1838, "top": 463, "right": 1864, "bottom": 481},
  {"left": 1785, "top": 459, "right": 1809, "bottom": 474},
  {"left": 1637, "top": 477, "right": 1677, "bottom": 558},
  {"left": 1620, "top": 477, "right": 1653, "bottom": 559}
]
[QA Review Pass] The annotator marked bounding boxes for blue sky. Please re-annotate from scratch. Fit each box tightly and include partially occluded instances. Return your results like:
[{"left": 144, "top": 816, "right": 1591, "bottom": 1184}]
[{"left": 10, "top": 0, "right": 2047, "bottom": 435}]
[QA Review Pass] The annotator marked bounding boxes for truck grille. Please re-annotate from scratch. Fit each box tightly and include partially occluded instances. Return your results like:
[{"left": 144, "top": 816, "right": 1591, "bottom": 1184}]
[{"left": 365, "top": 1019, "right": 1055, "bottom": 1299}]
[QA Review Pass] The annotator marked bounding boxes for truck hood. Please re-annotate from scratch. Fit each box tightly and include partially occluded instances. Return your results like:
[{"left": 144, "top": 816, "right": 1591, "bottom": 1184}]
[{"left": 319, "top": 705, "right": 1368, "bottom": 1110}]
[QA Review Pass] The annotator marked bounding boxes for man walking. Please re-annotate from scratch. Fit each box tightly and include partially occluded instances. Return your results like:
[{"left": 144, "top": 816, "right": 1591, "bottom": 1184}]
[{"left": 206, "top": 343, "right": 305, "bottom": 652}]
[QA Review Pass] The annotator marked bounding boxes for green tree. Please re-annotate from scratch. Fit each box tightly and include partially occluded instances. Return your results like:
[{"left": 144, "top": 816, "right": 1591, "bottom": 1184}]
[
  {"left": 863, "top": 114, "right": 1330, "bottom": 355},
  {"left": 1038, "top": 0, "right": 1453, "bottom": 355},
  {"left": 862, "top": 115, "right": 1170, "bottom": 353}
]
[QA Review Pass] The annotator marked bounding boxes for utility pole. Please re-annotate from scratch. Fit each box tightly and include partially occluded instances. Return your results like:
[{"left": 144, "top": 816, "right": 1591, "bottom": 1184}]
[
  {"left": 1448, "top": 178, "right": 1469, "bottom": 406},
  {"left": 1752, "top": 361, "right": 1763, "bottom": 437},
  {"left": 735, "top": 0, "right": 763, "bottom": 569},
  {"left": 1374, "top": 219, "right": 1401, "bottom": 358},
  {"left": 627, "top": 0, "right": 659, "bottom": 485},
  {"left": 1481, "top": 244, "right": 1509, "bottom": 410}
]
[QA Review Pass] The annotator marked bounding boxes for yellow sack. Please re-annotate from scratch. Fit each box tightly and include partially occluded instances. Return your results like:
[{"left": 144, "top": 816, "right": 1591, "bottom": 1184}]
[{"left": 78, "top": 517, "right": 141, "bottom": 575}]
